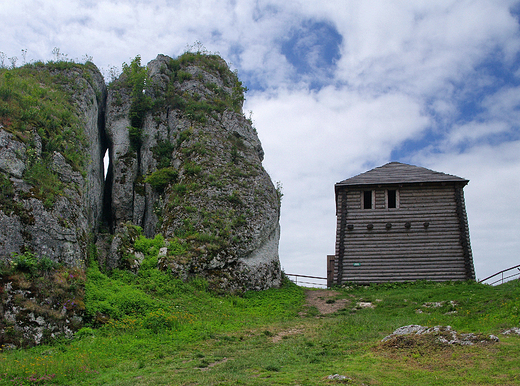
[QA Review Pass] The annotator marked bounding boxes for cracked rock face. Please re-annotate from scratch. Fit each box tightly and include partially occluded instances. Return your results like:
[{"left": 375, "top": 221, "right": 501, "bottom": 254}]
[
  {"left": 1, "top": 53, "right": 282, "bottom": 347},
  {"left": 0, "top": 53, "right": 281, "bottom": 345},
  {"left": 0, "top": 64, "right": 107, "bottom": 266},
  {"left": 105, "top": 54, "right": 282, "bottom": 291}
]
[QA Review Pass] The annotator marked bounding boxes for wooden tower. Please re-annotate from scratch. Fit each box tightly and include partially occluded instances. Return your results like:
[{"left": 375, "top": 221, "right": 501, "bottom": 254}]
[{"left": 332, "top": 162, "right": 475, "bottom": 285}]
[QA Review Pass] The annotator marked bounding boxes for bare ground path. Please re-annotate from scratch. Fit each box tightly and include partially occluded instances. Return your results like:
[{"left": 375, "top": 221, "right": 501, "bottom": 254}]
[{"left": 302, "top": 289, "right": 350, "bottom": 315}]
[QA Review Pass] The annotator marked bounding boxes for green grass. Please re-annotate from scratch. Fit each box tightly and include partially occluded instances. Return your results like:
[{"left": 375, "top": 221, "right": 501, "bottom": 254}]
[{"left": 1, "top": 277, "right": 519, "bottom": 385}]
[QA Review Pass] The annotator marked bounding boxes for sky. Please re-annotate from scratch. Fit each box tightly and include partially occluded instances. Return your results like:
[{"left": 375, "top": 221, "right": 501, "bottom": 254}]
[{"left": 1, "top": 0, "right": 519, "bottom": 283}]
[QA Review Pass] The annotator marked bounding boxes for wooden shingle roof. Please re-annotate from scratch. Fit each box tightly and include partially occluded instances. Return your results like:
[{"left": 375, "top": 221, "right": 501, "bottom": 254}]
[{"left": 336, "top": 162, "right": 468, "bottom": 187}]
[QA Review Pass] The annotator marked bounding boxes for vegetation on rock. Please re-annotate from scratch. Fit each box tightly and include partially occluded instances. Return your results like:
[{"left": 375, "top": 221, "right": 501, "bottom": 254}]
[
  {"left": 105, "top": 49, "right": 280, "bottom": 291},
  {"left": 0, "top": 62, "right": 96, "bottom": 205},
  {"left": 0, "top": 252, "right": 86, "bottom": 348}
]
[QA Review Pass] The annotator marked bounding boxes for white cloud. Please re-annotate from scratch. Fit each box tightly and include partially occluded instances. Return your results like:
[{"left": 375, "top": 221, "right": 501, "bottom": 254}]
[{"left": 331, "top": 0, "right": 520, "bottom": 96}]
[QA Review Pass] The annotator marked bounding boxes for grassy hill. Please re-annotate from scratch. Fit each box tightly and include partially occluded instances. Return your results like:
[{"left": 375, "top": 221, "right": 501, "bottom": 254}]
[{"left": 1, "top": 263, "right": 519, "bottom": 385}]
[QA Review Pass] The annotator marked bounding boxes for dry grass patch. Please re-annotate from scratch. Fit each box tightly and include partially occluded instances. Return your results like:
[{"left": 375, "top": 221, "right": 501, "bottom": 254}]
[
  {"left": 374, "top": 333, "right": 501, "bottom": 373},
  {"left": 271, "top": 327, "right": 305, "bottom": 343}
]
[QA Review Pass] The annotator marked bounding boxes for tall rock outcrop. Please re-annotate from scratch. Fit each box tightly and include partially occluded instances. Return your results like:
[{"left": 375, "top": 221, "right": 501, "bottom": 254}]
[
  {"left": 0, "top": 52, "right": 282, "bottom": 293},
  {"left": 105, "top": 53, "right": 281, "bottom": 291},
  {"left": 0, "top": 62, "right": 106, "bottom": 347},
  {"left": 0, "top": 62, "right": 107, "bottom": 266}
]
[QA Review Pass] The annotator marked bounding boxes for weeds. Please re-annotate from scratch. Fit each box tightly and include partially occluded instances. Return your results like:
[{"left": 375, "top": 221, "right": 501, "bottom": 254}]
[
  {"left": 9, "top": 252, "right": 58, "bottom": 275},
  {"left": 151, "top": 140, "right": 175, "bottom": 169},
  {"left": 163, "top": 51, "right": 247, "bottom": 124},
  {"left": 145, "top": 167, "right": 178, "bottom": 192}
]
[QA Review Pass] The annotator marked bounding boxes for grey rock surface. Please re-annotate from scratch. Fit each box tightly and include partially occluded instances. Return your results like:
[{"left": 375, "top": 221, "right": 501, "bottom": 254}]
[
  {"left": 382, "top": 324, "right": 500, "bottom": 345},
  {"left": 502, "top": 327, "right": 520, "bottom": 335},
  {"left": 1, "top": 54, "right": 282, "bottom": 349},
  {"left": 105, "top": 53, "right": 282, "bottom": 291},
  {"left": 0, "top": 130, "right": 26, "bottom": 178},
  {"left": 1, "top": 53, "right": 281, "bottom": 291},
  {"left": 0, "top": 64, "right": 106, "bottom": 265}
]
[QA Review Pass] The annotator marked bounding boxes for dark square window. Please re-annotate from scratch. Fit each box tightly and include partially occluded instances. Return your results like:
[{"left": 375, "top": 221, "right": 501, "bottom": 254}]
[
  {"left": 388, "top": 189, "right": 397, "bottom": 208},
  {"left": 363, "top": 190, "right": 372, "bottom": 209}
]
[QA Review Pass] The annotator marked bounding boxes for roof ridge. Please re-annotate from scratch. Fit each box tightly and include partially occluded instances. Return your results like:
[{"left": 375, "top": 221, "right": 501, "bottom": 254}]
[{"left": 336, "top": 162, "right": 468, "bottom": 186}]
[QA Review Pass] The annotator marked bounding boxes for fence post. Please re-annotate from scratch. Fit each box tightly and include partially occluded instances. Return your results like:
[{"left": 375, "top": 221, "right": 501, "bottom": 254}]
[{"left": 327, "top": 255, "right": 335, "bottom": 288}]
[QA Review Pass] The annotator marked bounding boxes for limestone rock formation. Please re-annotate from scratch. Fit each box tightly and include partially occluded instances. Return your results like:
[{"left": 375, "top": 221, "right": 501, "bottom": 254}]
[
  {"left": 1, "top": 52, "right": 282, "bottom": 293},
  {"left": 1, "top": 53, "right": 282, "bottom": 347},
  {"left": 0, "top": 62, "right": 107, "bottom": 347},
  {"left": 0, "top": 62, "right": 107, "bottom": 266},
  {"left": 104, "top": 53, "right": 282, "bottom": 291}
]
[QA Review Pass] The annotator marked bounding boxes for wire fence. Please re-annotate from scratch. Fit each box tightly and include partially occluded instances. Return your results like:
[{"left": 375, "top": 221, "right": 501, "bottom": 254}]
[
  {"left": 479, "top": 264, "right": 520, "bottom": 286},
  {"left": 287, "top": 266, "right": 520, "bottom": 288},
  {"left": 285, "top": 273, "right": 328, "bottom": 288}
]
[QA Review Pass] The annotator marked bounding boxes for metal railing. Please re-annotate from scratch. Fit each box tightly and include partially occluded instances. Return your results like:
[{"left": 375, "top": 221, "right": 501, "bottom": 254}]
[
  {"left": 285, "top": 273, "right": 328, "bottom": 288},
  {"left": 479, "top": 264, "right": 520, "bottom": 286}
]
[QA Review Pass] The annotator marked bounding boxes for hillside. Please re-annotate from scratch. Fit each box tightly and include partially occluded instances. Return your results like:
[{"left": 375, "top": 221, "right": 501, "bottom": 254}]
[{"left": 1, "top": 274, "right": 519, "bottom": 385}]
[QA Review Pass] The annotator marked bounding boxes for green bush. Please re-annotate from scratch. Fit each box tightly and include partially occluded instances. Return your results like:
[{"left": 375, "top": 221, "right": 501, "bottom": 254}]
[
  {"left": 75, "top": 327, "right": 95, "bottom": 339},
  {"left": 128, "top": 125, "right": 143, "bottom": 151},
  {"left": 134, "top": 233, "right": 165, "bottom": 270},
  {"left": 176, "top": 128, "right": 192, "bottom": 147},
  {"left": 37, "top": 255, "right": 58, "bottom": 272},
  {"left": 145, "top": 167, "right": 179, "bottom": 192},
  {"left": 11, "top": 251, "right": 38, "bottom": 274},
  {"left": 152, "top": 140, "right": 175, "bottom": 169},
  {"left": 227, "top": 190, "right": 242, "bottom": 205},
  {"left": 134, "top": 233, "right": 165, "bottom": 256},
  {"left": 176, "top": 71, "right": 192, "bottom": 82},
  {"left": 184, "top": 162, "right": 201, "bottom": 176},
  {"left": 8, "top": 252, "right": 58, "bottom": 276},
  {"left": 167, "top": 237, "right": 188, "bottom": 256}
]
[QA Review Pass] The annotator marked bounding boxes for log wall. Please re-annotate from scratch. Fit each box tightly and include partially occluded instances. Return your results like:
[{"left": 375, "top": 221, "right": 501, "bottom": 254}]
[{"left": 334, "top": 183, "right": 475, "bottom": 284}]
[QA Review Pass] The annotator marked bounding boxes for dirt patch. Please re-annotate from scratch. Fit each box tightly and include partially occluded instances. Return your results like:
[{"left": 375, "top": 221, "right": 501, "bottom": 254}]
[
  {"left": 302, "top": 289, "right": 350, "bottom": 315},
  {"left": 271, "top": 328, "right": 304, "bottom": 343},
  {"left": 199, "top": 357, "right": 229, "bottom": 371}
]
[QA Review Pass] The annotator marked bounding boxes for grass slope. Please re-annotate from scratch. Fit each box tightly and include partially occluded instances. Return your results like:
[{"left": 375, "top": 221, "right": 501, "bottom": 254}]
[{"left": 1, "top": 272, "right": 519, "bottom": 385}]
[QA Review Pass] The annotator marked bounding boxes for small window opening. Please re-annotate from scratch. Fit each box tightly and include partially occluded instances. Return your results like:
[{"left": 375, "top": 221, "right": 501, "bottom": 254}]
[
  {"left": 388, "top": 189, "right": 397, "bottom": 208},
  {"left": 363, "top": 190, "right": 373, "bottom": 209}
]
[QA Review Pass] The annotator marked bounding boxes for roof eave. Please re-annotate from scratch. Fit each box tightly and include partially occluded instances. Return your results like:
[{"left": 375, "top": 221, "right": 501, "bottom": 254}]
[{"left": 335, "top": 179, "right": 469, "bottom": 189}]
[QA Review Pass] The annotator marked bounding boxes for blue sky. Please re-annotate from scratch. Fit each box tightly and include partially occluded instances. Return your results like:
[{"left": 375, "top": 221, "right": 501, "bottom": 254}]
[{"left": 1, "top": 0, "right": 519, "bottom": 282}]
